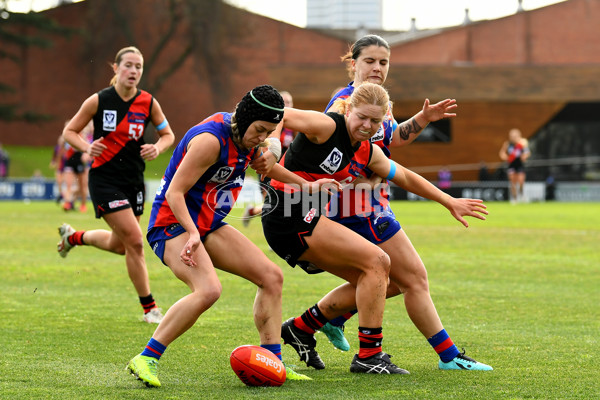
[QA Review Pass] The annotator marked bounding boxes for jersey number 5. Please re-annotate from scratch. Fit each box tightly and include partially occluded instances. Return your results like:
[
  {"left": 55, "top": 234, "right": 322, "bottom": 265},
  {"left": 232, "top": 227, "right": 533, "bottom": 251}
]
[{"left": 128, "top": 124, "right": 144, "bottom": 140}]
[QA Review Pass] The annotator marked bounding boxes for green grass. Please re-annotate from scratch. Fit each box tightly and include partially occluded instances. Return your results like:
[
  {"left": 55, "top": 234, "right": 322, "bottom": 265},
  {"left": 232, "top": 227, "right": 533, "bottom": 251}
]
[
  {"left": 2, "top": 145, "right": 173, "bottom": 179},
  {"left": 1, "top": 201, "right": 599, "bottom": 399}
]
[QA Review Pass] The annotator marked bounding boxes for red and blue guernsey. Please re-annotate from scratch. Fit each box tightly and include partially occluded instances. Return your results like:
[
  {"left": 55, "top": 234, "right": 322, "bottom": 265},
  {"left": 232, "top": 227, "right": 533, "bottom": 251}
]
[
  {"left": 148, "top": 112, "right": 258, "bottom": 236},
  {"left": 325, "top": 83, "right": 397, "bottom": 222}
]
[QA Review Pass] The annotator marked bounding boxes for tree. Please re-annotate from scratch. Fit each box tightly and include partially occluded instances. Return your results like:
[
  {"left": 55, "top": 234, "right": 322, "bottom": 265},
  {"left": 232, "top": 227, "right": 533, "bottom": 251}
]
[
  {"left": 0, "top": 0, "right": 74, "bottom": 121},
  {"left": 83, "top": 0, "right": 245, "bottom": 110}
]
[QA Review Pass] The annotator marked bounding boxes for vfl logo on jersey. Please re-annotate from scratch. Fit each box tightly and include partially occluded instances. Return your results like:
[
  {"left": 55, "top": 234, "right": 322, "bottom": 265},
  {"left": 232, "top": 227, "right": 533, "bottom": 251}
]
[
  {"left": 209, "top": 166, "right": 234, "bottom": 183},
  {"left": 319, "top": 147, "right": 343, "bottom": 174},
  {"left": 370, "top": 125, "right": 385, "bottom": 143},
  {"left": 103, "top": 110, "right": 117, "bottom": 131},
  {"left": 136, "top": 191, "right": 143, "bottom": 204}
]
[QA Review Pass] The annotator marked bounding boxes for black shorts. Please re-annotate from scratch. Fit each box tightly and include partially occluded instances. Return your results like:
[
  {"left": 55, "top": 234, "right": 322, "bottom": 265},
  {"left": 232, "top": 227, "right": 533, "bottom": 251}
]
[
  {"left": 261, "top": 189, "right": 327, "bottom": 268},
  {"left": 63, "top": 153, "right": 86, "bottom": 174},
  {"left": 88, "top": 174, "right": 145, "bottom": 218}
]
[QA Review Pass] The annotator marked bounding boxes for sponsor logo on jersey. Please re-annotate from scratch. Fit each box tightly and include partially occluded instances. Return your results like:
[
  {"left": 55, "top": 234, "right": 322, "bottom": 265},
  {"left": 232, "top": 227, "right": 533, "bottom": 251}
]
[
  {"left": 127, "top": 111, "right": 146, "bottom": 124},
  {"left": 304, "top": 208, "right": 317, "bottom": 223},
  {"left": 319, "top": 147, "right": 343, "bottom": 174},
  {"left": 209, "top": 166, "right": 234, "bottom": 183},
  {"left": 103, "top": 110, "right": 117, "bottom": 131},
  {"left": 370, "top": 125, "right": 385, "bottom": 142},
  {"left": 108, "top": 199, "right": 129, "bottom": 209}
]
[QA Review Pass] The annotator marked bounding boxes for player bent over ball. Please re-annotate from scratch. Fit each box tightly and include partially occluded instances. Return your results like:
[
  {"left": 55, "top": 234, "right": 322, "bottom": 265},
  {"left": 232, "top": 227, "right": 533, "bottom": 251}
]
[{"left": 126, "top": 85, "right": 338, "bottom": 387}]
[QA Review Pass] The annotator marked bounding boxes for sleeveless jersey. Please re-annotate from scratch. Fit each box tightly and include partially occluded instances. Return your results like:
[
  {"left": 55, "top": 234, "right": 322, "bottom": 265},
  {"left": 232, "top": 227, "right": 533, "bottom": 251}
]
[
  {"left": 269, "top": 112, "right": 373, "bottom": 193},
  {"left": 148, "top": 112, "right": 259, "bottom": 232},
  {"left": 90, "top": 86, "right": 153, "bottom": 186},
  {"left": 325, "top": 83, "right": 396, "bottom": 219},
  {"left": 507, "top": 142, "right": 527, "bottom": 170}
]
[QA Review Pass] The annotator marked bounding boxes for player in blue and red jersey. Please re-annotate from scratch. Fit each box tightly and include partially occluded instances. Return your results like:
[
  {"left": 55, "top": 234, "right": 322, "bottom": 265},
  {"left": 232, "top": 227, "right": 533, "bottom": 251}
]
[
  {"left": 262, "top": 82, "right": 488, "bottom": 374},
  {"left": 57, "top": 46, "right": 175, "bottom": 324},
  {"left": 284, "top": 35, "right": 493, "bottom": 372},
  {"left": 126, "top": 85, "right": 335, "bottom": 387}
]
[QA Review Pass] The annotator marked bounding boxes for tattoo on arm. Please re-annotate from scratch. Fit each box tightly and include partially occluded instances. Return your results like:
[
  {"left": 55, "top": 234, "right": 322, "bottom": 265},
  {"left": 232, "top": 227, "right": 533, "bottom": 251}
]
[{"left": 398, "top": 118, "right": 423, "bottom": 141}]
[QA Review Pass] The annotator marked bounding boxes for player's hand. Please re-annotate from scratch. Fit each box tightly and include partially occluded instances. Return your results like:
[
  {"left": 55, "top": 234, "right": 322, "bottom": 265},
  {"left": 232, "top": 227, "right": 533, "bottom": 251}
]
[
  {"left": 422, "top": 98, "right": 457, "bottom": 123},
  {"left": 446, "top": 197, "right": 488, "bottom": 228},
  {"left": 87, "top": 137, "right": 107, "bottom": 157},
  {"left": 141, "top": 143, "right": 160, "bottom": 161},
  {"left": 250, "top": 150, "right": 277, "bottom": 177},
  {"left": 304, "top": 178, "right": 342, "bottom": 195},
  {"left": 180, "top": 233, "right": 201, "bottom": 267}
]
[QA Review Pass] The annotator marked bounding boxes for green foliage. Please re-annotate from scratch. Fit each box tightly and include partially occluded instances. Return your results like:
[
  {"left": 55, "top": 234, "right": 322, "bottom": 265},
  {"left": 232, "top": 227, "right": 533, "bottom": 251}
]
[
  {"left": 1, "top": 201, "right": 599, "bottom": 399},
  {"left": 0, "top": 5, "right": 76, "bottom": 122}
]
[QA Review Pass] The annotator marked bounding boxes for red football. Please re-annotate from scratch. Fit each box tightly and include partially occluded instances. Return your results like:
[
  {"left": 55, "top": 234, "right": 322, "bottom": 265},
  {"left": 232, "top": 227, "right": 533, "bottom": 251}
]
[{"left": 230, "top": 345, "right": 286, "bottom": 386}]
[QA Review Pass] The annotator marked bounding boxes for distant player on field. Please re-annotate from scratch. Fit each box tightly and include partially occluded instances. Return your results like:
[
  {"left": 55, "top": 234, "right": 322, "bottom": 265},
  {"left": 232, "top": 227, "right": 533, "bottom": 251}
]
[{"left": 57, "top": 46, "right": 175, "bottom": 324}]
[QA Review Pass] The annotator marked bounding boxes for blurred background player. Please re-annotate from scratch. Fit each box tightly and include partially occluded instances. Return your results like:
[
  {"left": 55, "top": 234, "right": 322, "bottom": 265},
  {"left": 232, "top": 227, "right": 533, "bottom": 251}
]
[
  {"left": 57, "top": 46, "right": 175, "bottom": 323},
  {"left": 59, "top": 120, "right": 92, "bottom": 212},
  {"left": 499, "top": 128, "right": 531, "bottom": 203},
  {"left": 50, "top": 135, "right": 66, "bottom": 203}
]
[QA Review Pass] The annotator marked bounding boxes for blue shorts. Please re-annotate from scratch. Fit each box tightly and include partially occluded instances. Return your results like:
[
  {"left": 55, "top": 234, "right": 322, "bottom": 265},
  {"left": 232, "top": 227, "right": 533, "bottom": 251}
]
[
  {"left": 147, "top": 221, "right": 227, "bottom": 266},
  {"left": 331, "top": 206, "right": 401, "bottom": 244}
]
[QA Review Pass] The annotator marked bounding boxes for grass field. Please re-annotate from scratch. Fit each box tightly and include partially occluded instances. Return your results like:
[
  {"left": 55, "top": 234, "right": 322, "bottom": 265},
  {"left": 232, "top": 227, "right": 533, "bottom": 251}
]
[
  {"left": 1, "top": 200, "right": 599, "bottom": 399},
  {"left": 2, "top": 145, "right": 172, "bottom": 180}
]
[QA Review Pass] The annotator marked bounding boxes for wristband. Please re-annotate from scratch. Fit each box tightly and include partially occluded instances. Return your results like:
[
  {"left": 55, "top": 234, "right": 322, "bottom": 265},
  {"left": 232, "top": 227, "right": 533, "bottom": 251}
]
[{"left": 262, "top": 137, "right": 282, "bottom": 160}]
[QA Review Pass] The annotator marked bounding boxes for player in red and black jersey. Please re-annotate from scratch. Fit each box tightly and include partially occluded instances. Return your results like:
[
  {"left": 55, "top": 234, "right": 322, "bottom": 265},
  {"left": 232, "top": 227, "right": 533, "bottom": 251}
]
[
  {"left": 296, "top": 35, "right": 493, "bottom": 372},
  {"left": 499, "top": 128, "right": 531, "bottom": 203},
  {"left": 264, "top": 82, "right": 489, "bottom": 374},
  {"left": 57, "top": 46, "right": 175, "bottom": 324}
]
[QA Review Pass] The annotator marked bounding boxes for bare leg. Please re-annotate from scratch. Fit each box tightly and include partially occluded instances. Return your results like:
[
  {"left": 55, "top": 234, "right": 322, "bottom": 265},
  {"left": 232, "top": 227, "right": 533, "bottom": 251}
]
[
  {"left": 100, "top": 210, "right": 150, "bottom": 297},
  {"left": 300, "top": 217, "right": 390, "bottom": 329}
]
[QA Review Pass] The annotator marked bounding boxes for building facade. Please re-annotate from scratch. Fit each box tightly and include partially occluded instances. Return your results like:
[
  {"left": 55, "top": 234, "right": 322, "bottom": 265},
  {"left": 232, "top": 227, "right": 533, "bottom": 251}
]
[{"left": 1, "top": 0, "right": 598, "bottom": 181}]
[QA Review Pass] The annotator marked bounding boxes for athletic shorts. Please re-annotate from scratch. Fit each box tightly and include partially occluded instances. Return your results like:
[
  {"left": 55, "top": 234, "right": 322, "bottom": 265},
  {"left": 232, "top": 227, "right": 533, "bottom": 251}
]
[
  {"left": 63, "top": 153, "right": 86, "bottom": 174},
  {"left": 507, "top": 166, "right": 526, "bottom": 174},
  {"left": 147, "top": 221, "right": 227, "bottom": 266},
  {"left": 88, "top": 174, "right": 145, "bottom": 218},
  {"left": 261, "top": 189, "right": 325, "bottom": 268},
  {"left": 330, "top": 206, "right": 401, "bottom": 244},
  {"left": 507, "top": 159, "right": 525, "bottom": 174}
]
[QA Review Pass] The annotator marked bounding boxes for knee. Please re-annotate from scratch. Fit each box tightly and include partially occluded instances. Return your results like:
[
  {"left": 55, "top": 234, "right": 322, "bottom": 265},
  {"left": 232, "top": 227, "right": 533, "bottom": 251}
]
[
  {"left": 193, "top": 284, "right": 222, "bottom": 308},
  {"left": 258, "top": 265, "right": 284, "bottom": 294},
  {"left": 124, "top": 236, "right": 144, "bottom": 256},
  {"left": 113, "top": 245, "right": 126, "bottom": 255},
  {"left": 398, "top": 267, "right": 429, "bottom": 293},
  {"left": 362, "top": 248, "right": 390, "bottom": 277}
]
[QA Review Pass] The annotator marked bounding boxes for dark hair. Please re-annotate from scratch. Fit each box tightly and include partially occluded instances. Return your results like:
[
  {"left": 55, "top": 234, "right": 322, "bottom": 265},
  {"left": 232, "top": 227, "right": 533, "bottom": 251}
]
[
  {"left": 341, "top": 35, "right": 390, "bottom": 79},
  {"left": 231, "top": 85, "right": 284, "bottom": 145}
]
